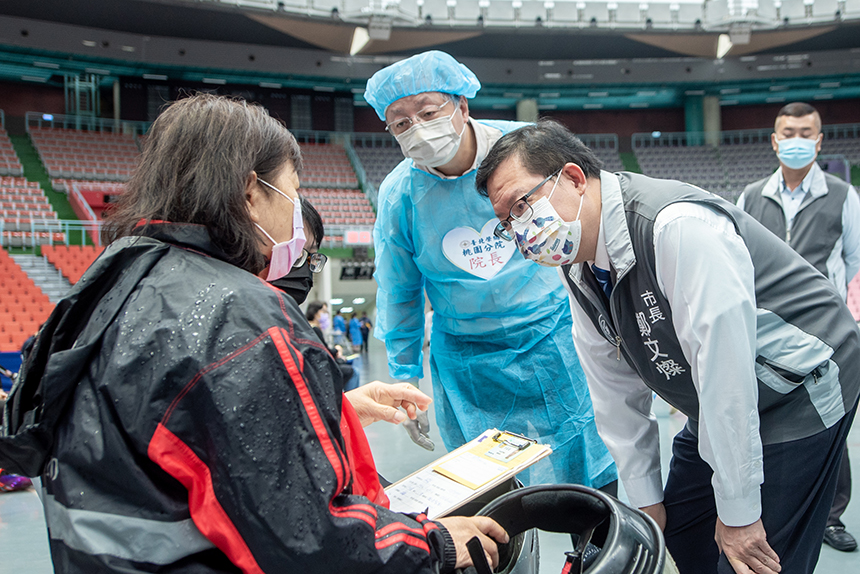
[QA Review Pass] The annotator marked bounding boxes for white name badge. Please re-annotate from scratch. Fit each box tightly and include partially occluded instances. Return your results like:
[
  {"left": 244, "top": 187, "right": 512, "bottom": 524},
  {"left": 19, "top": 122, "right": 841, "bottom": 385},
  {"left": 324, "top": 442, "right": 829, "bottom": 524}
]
[{"left": 442, "top": 219, "right": 517, "bottom": 280}]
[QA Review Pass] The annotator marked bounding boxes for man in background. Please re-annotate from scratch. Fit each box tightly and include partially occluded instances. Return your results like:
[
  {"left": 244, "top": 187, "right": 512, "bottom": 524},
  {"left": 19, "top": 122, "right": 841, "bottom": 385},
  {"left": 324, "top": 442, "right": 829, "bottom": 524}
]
[{"left": 738, "top": 101, "right": 860, "bottom": 552}]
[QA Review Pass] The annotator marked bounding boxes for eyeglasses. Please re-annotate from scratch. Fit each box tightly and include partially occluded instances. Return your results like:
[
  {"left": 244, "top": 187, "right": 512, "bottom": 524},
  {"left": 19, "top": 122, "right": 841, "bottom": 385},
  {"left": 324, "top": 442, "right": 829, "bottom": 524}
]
[
  {"left": 493, "top": 171, "right": 559, "bottom": 241},
  {"left": 294, "top": 249, "right": 328, "bottom": 273},
  {"left": 385, "top": 98, "right": 454, "bottom": 136}
]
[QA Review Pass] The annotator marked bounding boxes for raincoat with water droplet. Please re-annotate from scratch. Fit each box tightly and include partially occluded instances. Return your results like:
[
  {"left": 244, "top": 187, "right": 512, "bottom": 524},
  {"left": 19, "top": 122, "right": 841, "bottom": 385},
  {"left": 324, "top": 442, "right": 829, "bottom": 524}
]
[{"left": 0, "top": 223, "right": 456, "bottom": 574}]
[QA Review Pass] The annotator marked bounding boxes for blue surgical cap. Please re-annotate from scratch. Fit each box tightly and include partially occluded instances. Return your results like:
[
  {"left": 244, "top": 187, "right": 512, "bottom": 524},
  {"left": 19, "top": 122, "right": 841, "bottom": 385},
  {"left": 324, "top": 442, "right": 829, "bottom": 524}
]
[{"left": 364, "top": 51, "right": 481, "bottom": 121}]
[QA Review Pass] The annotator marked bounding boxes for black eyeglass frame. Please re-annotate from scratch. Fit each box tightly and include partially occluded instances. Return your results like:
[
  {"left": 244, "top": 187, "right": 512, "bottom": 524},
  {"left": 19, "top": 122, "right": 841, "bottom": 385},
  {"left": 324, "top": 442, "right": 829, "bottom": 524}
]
[
  {"left": 294, "top": 249, "right": 328, "bottom": 273},
  {"left": 493, "top": 172, "right": 558, "bottom": 241}
]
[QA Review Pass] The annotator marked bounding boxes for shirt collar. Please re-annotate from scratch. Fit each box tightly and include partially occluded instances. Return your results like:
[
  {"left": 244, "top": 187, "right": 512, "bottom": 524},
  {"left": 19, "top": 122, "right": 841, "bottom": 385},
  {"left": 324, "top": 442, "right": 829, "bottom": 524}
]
[
  {"left": 777, "top": 164, "right": 815, "bottom": 196},
  {"left": 596, "top": 170, "right": 635, "bottom": 278},
  {"left": 591, "top": 218, "right": 610, "bottom": 271}
]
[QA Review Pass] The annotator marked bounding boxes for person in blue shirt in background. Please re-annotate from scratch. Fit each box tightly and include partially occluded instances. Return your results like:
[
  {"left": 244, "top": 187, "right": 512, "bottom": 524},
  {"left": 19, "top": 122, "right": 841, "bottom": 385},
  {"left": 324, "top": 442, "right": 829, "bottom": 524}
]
[
  {"left": 333, "top": 310, "right": 346, "bottom": 345},
  {"left": 364, "top": 51, "right": 616, "bottom": 488},
  {"left": 349, "top": 313, "right": 364, "bottom": 351}
]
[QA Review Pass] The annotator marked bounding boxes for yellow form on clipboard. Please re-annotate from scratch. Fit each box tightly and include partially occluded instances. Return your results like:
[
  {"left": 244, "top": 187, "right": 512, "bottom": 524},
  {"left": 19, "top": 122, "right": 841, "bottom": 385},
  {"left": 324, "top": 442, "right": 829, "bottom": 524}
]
[{"left": 385, "top": 429, "right": 552, "bottom": 519}]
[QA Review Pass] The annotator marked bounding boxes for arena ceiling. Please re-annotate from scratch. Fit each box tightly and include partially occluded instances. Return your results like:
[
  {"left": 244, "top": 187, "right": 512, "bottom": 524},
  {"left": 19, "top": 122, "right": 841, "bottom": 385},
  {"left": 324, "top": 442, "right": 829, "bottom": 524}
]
[{"left": 0, "top": 0, "right": 858, "bottom": 60}]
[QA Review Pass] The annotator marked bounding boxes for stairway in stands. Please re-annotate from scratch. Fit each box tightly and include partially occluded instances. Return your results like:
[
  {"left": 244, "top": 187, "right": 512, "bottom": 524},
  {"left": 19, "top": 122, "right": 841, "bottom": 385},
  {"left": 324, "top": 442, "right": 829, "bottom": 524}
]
[{"left": 10, "top": 253, "right": 72, "bottom": 303}]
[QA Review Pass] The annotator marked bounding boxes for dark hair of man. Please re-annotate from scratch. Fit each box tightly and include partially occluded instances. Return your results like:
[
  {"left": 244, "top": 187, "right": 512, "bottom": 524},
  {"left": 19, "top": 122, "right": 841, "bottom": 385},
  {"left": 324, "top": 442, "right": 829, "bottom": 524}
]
[
  {"left": 305, "top": 301, "right": 325, "bottom": 322},
  {"left": 476, "top": 119, "right": 603, "bottom": 197},
  {"left": 776, "top": 102, "right": 821, "bottom": 130},
  {"left": 300, "top": 196, "right": 325, "bottom": 251},
  {"left": 777, "top": 102, "right": 818, "bottom": 120},
  {"left": 102, "top": 93, "right": 303, "bottom": 274}
]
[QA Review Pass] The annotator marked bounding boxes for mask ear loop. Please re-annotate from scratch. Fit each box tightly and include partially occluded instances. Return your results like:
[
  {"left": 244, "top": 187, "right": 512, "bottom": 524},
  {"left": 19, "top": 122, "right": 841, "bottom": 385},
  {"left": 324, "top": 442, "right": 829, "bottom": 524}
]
[
  {"left": 547, "top": 168, "right": 584, "bottom": 223},
  {"left": 257, "top": 178, "right": 305, "bottom": 237},
  {"left": 449, "top": 96, "right": 468, "bottom": 139},
  {"left": 258, "top": 178, "right": 296, "bottom": 205},
  {"left": 255, "top": 223, "right": 277, "bottom": 246},
  {"left": 545, "top": 169, "right": 563, "bottom": 202},
  {"left": 573, "top": 186, "right": 584, "bottom": 222}
]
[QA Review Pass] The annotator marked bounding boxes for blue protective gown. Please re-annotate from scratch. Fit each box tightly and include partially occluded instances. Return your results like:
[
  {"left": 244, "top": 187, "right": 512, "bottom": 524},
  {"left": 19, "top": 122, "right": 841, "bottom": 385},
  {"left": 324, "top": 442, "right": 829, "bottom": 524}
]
[
  {"left": 373, "top": 119, "right": 616, "bottom": 487},
  {"left": 349, "top": 317, "right": 364, "bottom": 347}
]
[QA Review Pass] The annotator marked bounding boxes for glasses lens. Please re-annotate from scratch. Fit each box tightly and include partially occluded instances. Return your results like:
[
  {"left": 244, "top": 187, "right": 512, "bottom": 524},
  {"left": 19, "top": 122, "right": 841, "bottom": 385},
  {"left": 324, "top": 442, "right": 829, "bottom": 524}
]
[
  {"left": 494, "top": 220, "right": 514, "bottom": 241},
  {"left": 386, "top": 100, "right": 451, "bottom": 135},
  {"left": 293, "top": 249, "right": 308, "bottom": 268},
  {"left": 309, "top": 253, "right": 328, "bottom": 273},
  {"left": 416, "top": 102, "right": 446, "bottom": 122},
  {"left": 386, "top": 118, "right": 412, "bottom": 135},
  {"left": 510, "top": 200, "right": 533, "bottom": 222}
]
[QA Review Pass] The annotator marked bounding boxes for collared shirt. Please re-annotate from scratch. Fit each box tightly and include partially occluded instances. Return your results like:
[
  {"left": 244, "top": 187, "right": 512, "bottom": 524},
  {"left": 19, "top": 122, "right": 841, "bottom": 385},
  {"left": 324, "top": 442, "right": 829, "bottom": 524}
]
[
  {"left": 416, "top": 118, "right": 495, "bottom": 179},
  {"left": 778, "top": 167, "right": 814, "bottom": 225},
  {"left": 737, "top": 162, "right": 860, "bottom": 299},
  {"left": 565, "top": 172, "right": 763, "bottom": 527},
  {"left": 589, "top": 221, "right": 611, "bottom": 275}
]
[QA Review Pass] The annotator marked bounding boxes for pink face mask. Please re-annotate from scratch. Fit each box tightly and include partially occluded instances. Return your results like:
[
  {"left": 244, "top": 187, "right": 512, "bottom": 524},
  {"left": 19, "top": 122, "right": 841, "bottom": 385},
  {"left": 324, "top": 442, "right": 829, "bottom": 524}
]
[{"left": 255, "top": 179, "right": 306, "bottom": 281}]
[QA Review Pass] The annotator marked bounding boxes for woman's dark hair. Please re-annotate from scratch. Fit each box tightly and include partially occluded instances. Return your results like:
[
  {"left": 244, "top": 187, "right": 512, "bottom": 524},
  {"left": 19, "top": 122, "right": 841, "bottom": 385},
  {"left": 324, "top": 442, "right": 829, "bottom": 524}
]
[
  {"left": 306, "top": 301, "right": 325, "bottom": 322},
  {"left": 300, "top": 196, "right": 325, "bottom": 250},
  {"left": 102, "top": 93, "right": 302, "bottom": 274},
  {"left": 476, "top": 119, "right": 603, "bottom": 197}
]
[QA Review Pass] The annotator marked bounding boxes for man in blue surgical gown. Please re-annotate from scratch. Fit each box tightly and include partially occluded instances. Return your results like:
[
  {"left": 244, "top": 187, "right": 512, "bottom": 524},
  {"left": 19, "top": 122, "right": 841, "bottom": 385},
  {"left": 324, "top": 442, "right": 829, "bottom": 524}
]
[{"left": 364, "top": 51, "right": 616, "bottom": 488}]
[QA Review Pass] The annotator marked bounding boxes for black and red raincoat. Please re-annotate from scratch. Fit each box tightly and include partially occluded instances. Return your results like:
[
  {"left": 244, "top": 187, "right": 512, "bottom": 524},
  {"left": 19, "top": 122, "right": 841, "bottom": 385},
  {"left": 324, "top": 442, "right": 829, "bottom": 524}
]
[{"left": 0, "top": 223, "right": 455, "bottom": 573}]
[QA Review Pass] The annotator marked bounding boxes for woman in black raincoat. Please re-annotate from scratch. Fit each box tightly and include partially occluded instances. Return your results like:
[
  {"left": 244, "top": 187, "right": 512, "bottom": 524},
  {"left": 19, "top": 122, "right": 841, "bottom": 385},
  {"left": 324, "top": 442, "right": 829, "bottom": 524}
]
[{"left": 0, "top": 94, "right": 506, "bottom": 574}]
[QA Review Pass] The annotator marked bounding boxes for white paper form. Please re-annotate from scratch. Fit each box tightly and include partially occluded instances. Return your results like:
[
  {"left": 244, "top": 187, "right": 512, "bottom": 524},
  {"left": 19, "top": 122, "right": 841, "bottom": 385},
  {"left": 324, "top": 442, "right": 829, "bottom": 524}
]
[
  {"left": 384, "top": 429, "right": 552, "bottom": 519},
  {"left": 386, "top": 468, "right": 475, "bottom": 519}
]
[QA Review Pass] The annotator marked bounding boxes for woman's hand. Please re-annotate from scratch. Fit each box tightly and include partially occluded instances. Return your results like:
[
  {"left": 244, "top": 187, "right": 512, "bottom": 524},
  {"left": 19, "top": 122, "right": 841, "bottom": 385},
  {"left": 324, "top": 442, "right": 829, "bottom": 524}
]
[
  {"left": 345, "top": 381, "right": 432, "bottom": 427},
  {"left": 437, "top": 516, "right": 509, "bottom": 570}
]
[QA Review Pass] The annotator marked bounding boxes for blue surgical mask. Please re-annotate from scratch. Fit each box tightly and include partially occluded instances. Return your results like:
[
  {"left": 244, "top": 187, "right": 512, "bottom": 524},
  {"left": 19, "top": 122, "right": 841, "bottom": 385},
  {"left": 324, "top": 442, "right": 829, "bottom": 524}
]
[{"left": 777, "top": 136, "right": 819, "bottom": 170}]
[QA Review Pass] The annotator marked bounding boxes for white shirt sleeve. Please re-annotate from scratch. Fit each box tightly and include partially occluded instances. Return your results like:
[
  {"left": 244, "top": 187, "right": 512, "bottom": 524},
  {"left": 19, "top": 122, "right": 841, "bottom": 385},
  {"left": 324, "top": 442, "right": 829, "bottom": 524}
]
[
  {"left": 841, "top": 186, "right": 860, "bottom": 284},
  {"left": 653, "top": 203, "right": 764, "bottom": 527},
  {"left": 558, "top": 268, "right": 664, "bottom": 509}
]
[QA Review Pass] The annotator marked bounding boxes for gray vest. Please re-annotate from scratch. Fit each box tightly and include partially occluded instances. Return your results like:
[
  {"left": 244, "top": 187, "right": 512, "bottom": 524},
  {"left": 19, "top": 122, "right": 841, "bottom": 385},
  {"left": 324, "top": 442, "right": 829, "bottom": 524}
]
[
  {"left": 562, "top": 172, "right": 860, "bottom": 445},
  {"left": 742, "top": 172, "right": 849, "bottom": 278}
]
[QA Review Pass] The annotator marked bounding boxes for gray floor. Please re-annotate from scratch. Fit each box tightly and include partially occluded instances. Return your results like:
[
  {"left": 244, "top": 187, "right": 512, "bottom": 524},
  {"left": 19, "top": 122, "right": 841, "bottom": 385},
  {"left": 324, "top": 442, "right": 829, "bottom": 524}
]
[{"left": 2, "top": 336, "right": 859, "bottom": 572}]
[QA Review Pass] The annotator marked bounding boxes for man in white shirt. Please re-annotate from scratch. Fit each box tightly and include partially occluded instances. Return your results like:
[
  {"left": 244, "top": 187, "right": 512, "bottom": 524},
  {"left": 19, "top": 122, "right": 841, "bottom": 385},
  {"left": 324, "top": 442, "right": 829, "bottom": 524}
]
[
  {"left": 476, "top": 119, "right": 860, "bottom": 574},
  {"left": 737, "top": 102, "right": 860, "bottom": 553}
]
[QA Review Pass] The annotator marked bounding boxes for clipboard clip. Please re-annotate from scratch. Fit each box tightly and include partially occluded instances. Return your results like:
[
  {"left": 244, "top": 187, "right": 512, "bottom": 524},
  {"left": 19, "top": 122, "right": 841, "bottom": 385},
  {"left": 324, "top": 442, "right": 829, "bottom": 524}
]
[{"left": 491, "top": 431, "right": 537, "bottom": 451}]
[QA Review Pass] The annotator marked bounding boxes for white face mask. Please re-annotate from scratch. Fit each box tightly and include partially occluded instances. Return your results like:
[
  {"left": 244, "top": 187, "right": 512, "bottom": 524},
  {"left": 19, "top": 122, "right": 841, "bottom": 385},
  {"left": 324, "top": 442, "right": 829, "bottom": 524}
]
[
  {"left": 511, "top": 174, "right": 583, "bottom": 267},
  {"left": 395, "top": 110, "right": 466, "bottom": 168}
]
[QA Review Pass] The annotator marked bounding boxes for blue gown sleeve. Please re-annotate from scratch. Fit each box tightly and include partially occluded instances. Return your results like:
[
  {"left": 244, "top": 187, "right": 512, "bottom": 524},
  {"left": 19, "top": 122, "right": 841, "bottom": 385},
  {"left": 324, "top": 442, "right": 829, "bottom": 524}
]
[{"left": 373, "top": 169, "right": 427, "bottom": 380}]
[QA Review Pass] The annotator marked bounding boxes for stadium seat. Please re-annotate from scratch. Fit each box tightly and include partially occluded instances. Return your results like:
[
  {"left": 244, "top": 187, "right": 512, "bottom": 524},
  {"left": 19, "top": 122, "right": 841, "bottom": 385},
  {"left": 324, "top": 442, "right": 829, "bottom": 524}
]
[
  {"left": 41, "top": 244, "right": 105, "bottom": 284},
  {"left": 0, "top": 248, "right": 55, "bottom": 346}
]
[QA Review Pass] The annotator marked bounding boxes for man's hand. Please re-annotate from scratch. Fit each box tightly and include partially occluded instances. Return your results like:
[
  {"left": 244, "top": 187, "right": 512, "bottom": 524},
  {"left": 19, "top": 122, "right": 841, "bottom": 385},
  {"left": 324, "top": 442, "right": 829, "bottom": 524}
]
[
  {"left": 344, "top": 381, "right": 432, "bottom": 428},
  {"left": 437, "top": 516, "right": 509, "bottom": 570},
  {"left": 639, "top": 502, "right": 667, "bottom": 531},
  {"left": 715, "top": 518, "right": 781, "bottom": 574}
]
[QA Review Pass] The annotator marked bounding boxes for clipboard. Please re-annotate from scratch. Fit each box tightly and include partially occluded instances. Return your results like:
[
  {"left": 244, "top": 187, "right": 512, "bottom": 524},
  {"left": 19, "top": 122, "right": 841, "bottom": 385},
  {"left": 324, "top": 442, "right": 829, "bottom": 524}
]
[{"left": 384, "top": 429, "right": 552, "bottom": 519}]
